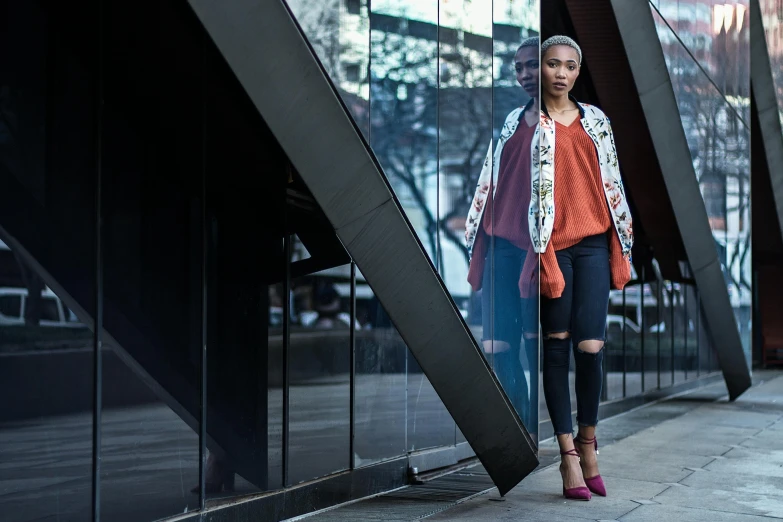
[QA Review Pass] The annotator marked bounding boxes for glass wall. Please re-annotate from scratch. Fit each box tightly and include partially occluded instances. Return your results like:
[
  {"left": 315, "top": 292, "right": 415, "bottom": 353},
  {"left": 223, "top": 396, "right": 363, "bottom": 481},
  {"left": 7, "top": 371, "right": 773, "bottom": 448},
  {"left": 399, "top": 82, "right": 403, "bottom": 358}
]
[
  {"left": 100, "top": 3, "right": 202, "bottom": 519},
  {"left": 0, "top": 1, "right": 745, "bottom": 521},
  {"left": 0, "top": 4, "right": 97, "bottom": 521},
  {"left": 650, "top": 0, "right": 752, "bottom": 367},
  {"left": 288, "top": 0, "right": 542, "bottom": 451}
]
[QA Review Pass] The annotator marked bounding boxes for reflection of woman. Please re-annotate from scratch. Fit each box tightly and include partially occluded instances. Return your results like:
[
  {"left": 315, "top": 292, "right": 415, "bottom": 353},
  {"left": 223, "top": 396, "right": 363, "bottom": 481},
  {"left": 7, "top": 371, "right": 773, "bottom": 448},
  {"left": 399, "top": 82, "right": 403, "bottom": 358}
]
[
  {"left": 465, "top": 37, "right": 539, "bottom": 429},
  {"left": 532, "top": 36, "right": 634, "bottom": 501}
]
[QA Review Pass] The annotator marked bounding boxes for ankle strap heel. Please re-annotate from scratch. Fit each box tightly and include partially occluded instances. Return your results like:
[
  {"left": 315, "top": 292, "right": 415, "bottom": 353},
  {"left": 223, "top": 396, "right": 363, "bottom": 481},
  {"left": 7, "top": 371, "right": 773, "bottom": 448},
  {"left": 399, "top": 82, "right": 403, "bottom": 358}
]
[
  {"left": 574, "top": 435, "right": 606, "bottom": 497},
  {"left": 575, "top": 435, "right": 598, "bottom": 455},
  {"left": 560, "top": 447, "right": 580, "bottom": 459}
]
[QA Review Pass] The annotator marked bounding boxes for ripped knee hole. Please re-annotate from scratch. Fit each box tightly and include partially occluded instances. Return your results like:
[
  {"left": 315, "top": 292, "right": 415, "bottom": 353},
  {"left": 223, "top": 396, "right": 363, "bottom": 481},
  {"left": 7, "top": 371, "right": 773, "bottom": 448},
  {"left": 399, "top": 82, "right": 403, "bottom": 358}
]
[{"left": 576, "top": 340, "right": 604, "bottom": 354}]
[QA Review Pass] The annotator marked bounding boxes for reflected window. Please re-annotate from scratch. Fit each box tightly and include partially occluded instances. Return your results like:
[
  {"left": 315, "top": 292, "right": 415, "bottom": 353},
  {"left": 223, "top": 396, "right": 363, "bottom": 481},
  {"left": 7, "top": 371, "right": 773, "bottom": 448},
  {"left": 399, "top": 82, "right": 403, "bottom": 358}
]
[
  {"left": 0, "top": 294, "right": 22, "bottom": 319},
  {"left": 345, "top": 63, "right": 361, "bottom": 83},
  {"left": 40, "top": 296, "right": 60, "bottom": 322},
  {"left": 345, "top": 0, "right": 361, "bottom": 16}
]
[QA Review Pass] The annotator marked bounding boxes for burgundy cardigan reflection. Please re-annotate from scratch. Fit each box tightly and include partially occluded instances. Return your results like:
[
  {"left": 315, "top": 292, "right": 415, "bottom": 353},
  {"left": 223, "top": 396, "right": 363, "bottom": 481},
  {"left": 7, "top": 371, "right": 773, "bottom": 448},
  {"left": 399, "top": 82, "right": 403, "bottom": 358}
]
[{"left": 467, "top": 120, "right": 536, "bottom": 292}]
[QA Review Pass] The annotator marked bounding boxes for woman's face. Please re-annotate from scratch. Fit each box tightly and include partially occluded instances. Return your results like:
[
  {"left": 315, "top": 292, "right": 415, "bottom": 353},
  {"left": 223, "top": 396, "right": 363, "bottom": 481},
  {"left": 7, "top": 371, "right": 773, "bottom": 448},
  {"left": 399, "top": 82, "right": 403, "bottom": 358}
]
[
  {"left": 542, "top": 44, "right": 580, "bottom": 98},
  {"left": 515, "top": 45, "right": 539, "bottom": 99}
]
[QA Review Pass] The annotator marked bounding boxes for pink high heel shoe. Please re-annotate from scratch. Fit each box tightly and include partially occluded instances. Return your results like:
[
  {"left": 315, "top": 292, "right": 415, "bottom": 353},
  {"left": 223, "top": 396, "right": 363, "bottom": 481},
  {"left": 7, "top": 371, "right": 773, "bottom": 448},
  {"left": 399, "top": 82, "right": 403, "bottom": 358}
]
[
  {"left": 560, "top": 448, "right": 591, "bottom": 501},
  {"left": 575, "top": 435, "right": 606, "bottom": 497}
]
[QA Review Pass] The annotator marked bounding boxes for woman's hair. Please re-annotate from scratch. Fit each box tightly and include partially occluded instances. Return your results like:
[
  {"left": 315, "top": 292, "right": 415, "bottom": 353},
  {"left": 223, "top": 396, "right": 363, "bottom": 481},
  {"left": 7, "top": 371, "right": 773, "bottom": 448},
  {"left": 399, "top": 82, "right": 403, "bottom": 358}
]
[
  {"left": 517, "top": 36, "right": 539, "bottom": 53},
  {"left": 541, "top": 35, "right": 582, "bottom": 65}
]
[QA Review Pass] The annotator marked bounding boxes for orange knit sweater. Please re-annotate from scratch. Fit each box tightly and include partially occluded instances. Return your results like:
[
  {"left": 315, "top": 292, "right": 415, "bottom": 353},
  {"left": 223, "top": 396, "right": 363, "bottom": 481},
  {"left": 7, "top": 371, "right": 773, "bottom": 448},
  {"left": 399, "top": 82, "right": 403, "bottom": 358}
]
[{"left": 539, "top": 118, "right": 631, "bottom": 299}]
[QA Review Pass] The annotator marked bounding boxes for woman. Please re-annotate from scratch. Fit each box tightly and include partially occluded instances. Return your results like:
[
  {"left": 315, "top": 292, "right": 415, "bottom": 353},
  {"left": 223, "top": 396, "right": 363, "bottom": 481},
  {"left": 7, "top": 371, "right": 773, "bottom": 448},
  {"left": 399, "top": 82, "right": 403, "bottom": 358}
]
[
  {"left": 531, "top": 35, "right": 634, "bottom": 500},
  {"left": 465, "top": 36, "right": 539, "bottom": 430}
]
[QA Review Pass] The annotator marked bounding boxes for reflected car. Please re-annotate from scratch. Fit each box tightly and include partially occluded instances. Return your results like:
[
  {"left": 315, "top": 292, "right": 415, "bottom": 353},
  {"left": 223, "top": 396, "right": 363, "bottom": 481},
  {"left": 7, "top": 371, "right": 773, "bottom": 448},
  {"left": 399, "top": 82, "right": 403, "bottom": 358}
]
[
  {"left": 606, "top": 314, "right": 641, "bottom": 334},
  {"left": 0, "top": 287, "right": 86, "bottom": 328}
]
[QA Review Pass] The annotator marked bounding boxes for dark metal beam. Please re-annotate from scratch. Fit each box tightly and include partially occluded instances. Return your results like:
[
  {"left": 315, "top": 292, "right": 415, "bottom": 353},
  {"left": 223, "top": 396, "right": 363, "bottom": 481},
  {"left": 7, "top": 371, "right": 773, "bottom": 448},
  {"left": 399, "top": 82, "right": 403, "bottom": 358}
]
[
  {"left": 750, "top": 0, "right": 783, "bottom": 244},
  {"left": 185, "top": 0, "right": 538, "bottom": 495}
]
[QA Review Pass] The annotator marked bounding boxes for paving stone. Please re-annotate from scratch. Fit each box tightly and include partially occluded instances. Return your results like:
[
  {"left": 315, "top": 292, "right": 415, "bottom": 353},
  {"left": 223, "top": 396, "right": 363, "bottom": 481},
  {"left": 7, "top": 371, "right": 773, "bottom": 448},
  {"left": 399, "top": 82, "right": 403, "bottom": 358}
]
[
  {"left": 704, "top": 456, "right": 783, "bottom": 479},
  {"left": 680, "top": 469, "right": 783, "bottom": 498},
  {"left": 653, "top": 481, "right": 783, "bottom": 518},
  {"left": 618, "top": 503, "right": 774, "bottom": 522},
  {"left": 722, "top": 446, "right": 783, "bottom": 463}
]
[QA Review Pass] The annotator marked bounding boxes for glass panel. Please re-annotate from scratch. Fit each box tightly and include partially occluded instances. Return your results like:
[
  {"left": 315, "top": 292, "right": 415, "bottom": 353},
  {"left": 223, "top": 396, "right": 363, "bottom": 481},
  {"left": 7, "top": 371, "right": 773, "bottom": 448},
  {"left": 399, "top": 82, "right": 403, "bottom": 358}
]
[
  {"left": 0, "top": 3, "right": 96, "bottom": 520},
  {"left": 673, "top": 282, "right": 686, "bottom": 384},
  {"left": 407, "top": 357, "right": 454, "bottom": 451},
  {"left": 697, "top": 291, "right": 712, "bottom": 375},
  {"left": 607, "top": 290, "right": 627, "bottom": 400},
  {"left": 658, "top": 281, "right": 673, "bottom": 388},
  {"left": 288, "top": 261, "right": 352, "bottom": 483},
  {"left": 684, "top": 284, "right": 699, "bottom": 379},
  {"left": 354, "top": 270, "right": 407, "bottom": 466},
  {"left": 286, "top": 0, "right": 371, "bottom": 137},
  {"left": 651, "top": 4, "right": 752, "bottom": 370},
  {"left": 101, "top": 3, "right": 203, "bottom": 518},
  {"left": 642, "top": 280, "right": 658, "bottom": 391},
  {"left": 622, "top": 282, "right": 643, "bottom": 398},
  {"left": 366, "top": 0, "right": 451, "bottom": 453},
  {"left": 437, "top": 0, "right": 494, "bottom": 450},
  {"left": 203, "top": 38, "right": 288, "bottom": 498},
  {"left": 370, "top": 1, "right": 439, "bottom": 262},
  {"left": 480, "top": 1, "right": 540, "bottom": 438}
]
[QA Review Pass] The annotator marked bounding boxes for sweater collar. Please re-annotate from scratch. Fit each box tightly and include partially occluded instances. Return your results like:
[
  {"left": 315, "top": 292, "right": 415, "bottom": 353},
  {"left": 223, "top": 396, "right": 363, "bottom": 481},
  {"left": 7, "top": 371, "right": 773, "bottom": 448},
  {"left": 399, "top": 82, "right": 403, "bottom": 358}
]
[{"left": 541, "top": 94, "right": 584, "bottom": 119}]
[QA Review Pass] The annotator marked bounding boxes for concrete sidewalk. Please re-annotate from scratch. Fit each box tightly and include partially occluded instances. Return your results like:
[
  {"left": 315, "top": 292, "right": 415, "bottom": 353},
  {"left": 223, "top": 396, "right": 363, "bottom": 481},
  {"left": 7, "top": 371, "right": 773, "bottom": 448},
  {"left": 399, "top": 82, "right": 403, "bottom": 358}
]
[{"left": 426, "top": 373, "right": 783, "bottom": 521}]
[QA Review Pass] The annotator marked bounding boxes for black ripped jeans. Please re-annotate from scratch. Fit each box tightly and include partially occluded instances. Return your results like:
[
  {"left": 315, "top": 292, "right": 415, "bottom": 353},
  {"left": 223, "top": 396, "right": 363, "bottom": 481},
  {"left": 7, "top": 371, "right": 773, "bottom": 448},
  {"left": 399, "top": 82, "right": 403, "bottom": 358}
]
[{"left": 541, "top": 233, "right": 610, "bottom": 435}]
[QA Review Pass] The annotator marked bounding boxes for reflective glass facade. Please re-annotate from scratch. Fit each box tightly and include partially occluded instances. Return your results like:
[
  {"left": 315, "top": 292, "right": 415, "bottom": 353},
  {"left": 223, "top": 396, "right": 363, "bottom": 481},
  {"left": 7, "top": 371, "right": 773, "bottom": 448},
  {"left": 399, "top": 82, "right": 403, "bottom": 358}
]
[
  {"left": 0, "top": 1, "right": 757, "bottom": 521},
  {"left": 651, "top": 0, "right": 753, "bottom": 365},
  {"left": 287, "top": 0, "right": 542, "bottom": 441}
]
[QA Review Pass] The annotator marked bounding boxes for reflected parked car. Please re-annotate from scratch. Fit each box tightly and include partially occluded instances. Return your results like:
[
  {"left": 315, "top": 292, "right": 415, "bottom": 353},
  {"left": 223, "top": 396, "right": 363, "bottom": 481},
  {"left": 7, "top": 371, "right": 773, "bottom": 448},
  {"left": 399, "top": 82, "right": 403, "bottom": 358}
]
[
  {"left": 0, "top": 287, "right": 86, "bottom": 327},
  {"left": 606, "top": 314, "right": 641, "bottom": 335}
]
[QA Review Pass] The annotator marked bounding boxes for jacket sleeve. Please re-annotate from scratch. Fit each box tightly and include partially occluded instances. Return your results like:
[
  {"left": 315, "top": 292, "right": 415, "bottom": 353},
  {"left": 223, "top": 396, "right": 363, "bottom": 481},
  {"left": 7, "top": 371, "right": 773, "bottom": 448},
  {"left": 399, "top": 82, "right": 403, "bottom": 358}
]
[{"left": 465, "top": 140, "right": 493, "bottom": 244}]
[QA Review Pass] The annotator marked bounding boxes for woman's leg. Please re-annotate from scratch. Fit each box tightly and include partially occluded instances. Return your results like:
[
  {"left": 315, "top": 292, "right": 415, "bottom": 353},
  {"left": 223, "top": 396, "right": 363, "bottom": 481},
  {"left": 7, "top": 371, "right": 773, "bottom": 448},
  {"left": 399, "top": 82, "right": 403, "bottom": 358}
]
[
  {"left": 481, "top": 239, "right": 528, "bottom": 419},
  {"left": 520, "top": 258, "right": 540, "bottom": 433},
  {"left": 570, "top": 234, "right": 611, "bottom": 480},
  {"left": 541, "top": 248, "right": 584, "bottom": 489}
]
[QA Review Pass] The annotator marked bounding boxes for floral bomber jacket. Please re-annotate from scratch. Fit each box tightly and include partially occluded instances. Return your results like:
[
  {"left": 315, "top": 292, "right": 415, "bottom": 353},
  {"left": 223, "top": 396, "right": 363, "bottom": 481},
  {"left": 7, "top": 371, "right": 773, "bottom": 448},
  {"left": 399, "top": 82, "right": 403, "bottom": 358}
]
[{"left": 465, "top": 101, "right": 634, "bottom": 260}]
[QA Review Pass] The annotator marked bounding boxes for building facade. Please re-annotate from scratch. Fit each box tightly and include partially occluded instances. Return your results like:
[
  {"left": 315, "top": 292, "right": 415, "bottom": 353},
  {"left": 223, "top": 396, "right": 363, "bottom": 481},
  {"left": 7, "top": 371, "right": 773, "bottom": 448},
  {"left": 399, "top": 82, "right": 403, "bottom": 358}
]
[{"left": 0, "top": 1, "right": 775, "bottom": 521}]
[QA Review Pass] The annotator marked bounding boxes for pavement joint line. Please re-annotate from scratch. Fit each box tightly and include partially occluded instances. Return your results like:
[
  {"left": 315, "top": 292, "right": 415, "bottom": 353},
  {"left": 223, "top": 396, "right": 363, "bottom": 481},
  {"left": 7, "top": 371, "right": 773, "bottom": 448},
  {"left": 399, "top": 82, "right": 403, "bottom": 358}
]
[{"left": 630, "top": 498, "right": 659, "bottom": 505}]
